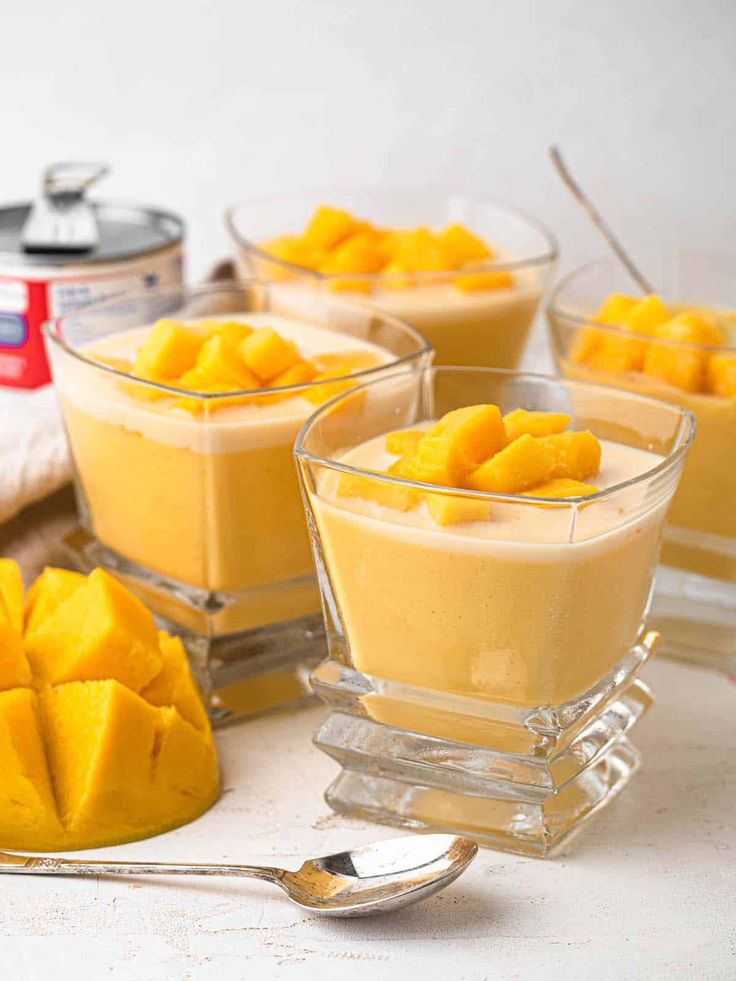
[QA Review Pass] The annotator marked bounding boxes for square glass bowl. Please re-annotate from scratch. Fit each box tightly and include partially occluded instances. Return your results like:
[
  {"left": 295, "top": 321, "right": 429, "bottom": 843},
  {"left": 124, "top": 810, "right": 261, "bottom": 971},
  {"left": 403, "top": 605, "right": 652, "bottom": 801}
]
[
  {"left": 44, "top": 280, "right": 431, "bottom": 723},
  {"left": 295, "top": 366, "right": 694, "bottom": 855},
  {"left": 226, "top": 189, "right": 557, "bottom": 369},
  {"left": 548, "top": 253, "right": 736, "bottom": 673}
]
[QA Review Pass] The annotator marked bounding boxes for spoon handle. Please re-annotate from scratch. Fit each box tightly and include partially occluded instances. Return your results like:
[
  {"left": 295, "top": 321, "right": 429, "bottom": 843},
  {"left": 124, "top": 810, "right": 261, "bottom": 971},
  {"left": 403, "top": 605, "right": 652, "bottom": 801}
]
[
  {"left": 549, "top": 145, "right": 655, "bottom": 295},
  {"left": 0, "top": 851, "right": 283, "bottom": 883}
]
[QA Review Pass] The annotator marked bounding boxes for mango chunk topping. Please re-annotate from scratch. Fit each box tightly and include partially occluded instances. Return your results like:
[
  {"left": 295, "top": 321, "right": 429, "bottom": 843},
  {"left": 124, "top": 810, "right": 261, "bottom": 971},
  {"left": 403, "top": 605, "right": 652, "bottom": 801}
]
[
  {"left": 571, "top": 292, "right": 734, "bottom": 396},
  {"left": 0, "top": 559, "right": 218, "bottom": 852},
  {"left": 257, "top": 205, "right": 507, "bottom": 294},
  {"left": 467, "top": 434, "right": 554, "bottom": 494},
  {"left": 337, "top": 406, "right": 604, "bottom": 525}
]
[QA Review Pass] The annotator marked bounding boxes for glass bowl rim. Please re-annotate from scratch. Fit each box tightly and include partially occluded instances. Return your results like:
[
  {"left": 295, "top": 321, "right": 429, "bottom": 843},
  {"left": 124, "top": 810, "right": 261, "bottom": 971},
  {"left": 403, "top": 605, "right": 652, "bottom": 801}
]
[
  {"left": 294, "top": 364, "right": 696, "bottom": 507},
  {"left": 42, "top": 278, "right": 433, "bottom": 401},
  {"left": 547, "top": 256, "right": 736, "bottom": 354},
  {"left": 224, "top": 187, "right": 559, "bottom": 283}
]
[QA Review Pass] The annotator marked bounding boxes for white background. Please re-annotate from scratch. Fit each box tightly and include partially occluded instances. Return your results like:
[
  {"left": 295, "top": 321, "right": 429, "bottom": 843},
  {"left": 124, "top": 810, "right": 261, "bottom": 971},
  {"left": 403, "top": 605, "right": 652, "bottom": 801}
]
[{"left": 3, "top": 0, "right": 735, "bottom": 280}]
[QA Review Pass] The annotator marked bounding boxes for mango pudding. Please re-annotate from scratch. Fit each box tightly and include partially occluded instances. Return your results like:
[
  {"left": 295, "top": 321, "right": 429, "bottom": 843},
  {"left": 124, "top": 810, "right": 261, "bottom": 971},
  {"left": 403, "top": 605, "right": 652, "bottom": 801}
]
[
  {"left": 548, "top": 255, "right": 736, "bottom": 672},
  {"left": 0, "top": 559, "right": 218, "bottom": 851},
  {"left": 227, "top": 192, "right": 557, "bottom": 369},
  {"left": 46, "top": 282, "right": 430, "bottom": 723},
  {"left": 296, "top": 367, "right": 694, "bottom": 855}
]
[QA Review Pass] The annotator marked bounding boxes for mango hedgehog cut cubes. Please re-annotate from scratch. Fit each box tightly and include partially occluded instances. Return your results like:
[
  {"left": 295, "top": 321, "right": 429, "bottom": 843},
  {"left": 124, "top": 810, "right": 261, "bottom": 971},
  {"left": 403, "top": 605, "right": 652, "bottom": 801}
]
[{"left": 0, "top": 560, "right": 219, "bottom": 851}]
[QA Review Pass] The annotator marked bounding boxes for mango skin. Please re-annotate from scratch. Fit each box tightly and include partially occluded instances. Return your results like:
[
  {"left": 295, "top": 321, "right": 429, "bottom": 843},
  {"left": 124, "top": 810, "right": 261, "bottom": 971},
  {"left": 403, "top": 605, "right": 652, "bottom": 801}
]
[{"left": 0, "top": 561, "right": 219, "bottom": 852}]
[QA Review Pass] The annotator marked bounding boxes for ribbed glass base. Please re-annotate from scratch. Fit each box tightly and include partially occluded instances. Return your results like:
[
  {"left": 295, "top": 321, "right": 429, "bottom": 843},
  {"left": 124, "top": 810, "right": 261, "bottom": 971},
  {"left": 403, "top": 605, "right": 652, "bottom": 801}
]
[{"left": 312, "top": 633, "right": 657, "bottom": 857}]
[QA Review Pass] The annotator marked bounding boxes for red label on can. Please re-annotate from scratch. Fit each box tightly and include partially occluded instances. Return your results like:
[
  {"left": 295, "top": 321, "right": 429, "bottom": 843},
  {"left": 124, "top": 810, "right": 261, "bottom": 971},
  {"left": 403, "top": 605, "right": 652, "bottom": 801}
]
[{"left": 0, "top": 277, "right": 51, "bottom": 387}]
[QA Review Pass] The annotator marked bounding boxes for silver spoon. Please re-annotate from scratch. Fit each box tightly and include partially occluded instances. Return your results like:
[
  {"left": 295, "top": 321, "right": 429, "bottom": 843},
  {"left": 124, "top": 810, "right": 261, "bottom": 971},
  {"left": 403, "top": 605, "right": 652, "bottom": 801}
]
[
  {"left": 549, "top": 145, "right": 655, "bottom": 294},
  {"left": 0, "top": 833, "right": 477, "bottom": 918}
]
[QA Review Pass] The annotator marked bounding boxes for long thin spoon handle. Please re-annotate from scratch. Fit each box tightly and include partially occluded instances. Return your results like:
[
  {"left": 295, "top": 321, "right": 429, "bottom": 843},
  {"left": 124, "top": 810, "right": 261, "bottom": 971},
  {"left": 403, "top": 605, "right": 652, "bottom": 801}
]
[
  {"left": 549, "top": 145, "right": 654, "bottom": 295},
  {"left": 0, "top": 853, "right": 283, "bottom": 883}
]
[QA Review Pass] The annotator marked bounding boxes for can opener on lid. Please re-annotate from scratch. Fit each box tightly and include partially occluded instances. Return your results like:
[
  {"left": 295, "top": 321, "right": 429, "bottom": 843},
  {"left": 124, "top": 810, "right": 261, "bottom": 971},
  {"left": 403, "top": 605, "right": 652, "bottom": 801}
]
[{"left": 21, "top": 163, "right": 109, "bottom": 254}]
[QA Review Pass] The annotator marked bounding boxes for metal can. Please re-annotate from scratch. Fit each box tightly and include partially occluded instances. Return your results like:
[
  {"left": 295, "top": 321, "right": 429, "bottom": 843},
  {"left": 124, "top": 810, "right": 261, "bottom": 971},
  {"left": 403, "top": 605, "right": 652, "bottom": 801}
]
[{"left": 0, "top": 199, "right": 184, "bottom": 388}]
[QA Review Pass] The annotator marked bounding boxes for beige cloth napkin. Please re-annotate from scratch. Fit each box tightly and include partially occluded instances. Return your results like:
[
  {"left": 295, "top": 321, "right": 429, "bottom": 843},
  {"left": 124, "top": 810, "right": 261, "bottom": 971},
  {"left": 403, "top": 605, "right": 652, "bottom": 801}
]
[{"left": 0, "top": 386, "right": 72, "bottom": 525}]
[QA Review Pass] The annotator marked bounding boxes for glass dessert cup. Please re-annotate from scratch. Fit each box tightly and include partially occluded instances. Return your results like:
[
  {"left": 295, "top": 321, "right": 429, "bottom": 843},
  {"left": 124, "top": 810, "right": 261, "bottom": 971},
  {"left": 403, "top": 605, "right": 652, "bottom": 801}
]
[
  {"left": 295, "top": 367, "right": 694, "bottom": 856},
  {"left": 44, "top": 281, "right": 431, "bottom": 725},
  {"left": 225, "top": 189, "right": 557, "bottom": 370},
  {"left": 548, "top": 253, "right": 736, "bottom": 674}
]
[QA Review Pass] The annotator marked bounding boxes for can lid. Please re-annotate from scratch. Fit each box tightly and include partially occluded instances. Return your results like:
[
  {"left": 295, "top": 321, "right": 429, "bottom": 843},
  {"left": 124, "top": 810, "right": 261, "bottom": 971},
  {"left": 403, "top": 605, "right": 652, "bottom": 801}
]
[{"left": 0, "top": 201, "right": 184, "bottom": 267}]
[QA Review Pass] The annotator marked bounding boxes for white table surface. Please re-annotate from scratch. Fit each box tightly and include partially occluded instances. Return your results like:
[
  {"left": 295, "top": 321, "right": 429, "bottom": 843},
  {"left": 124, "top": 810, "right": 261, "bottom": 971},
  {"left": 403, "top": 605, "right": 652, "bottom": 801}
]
[{"left": 0, "top": 655, "right": 734, "bottom": 981}]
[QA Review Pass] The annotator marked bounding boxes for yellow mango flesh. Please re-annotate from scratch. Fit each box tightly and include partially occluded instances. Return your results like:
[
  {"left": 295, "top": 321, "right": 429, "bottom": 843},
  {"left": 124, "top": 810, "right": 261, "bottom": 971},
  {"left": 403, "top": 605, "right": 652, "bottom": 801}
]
[
  {"left": 337, "top": 472, "right": 419, "bottom": 511},
  {"left": 141, "top": 633, "right": 210, "bottom": 733},
  {"left": 133, "top": 319, "right": 204, "bottom": 381},
  {"left": 0, "top": 558, "right": 24, "bottom": 633},
  {"left": 0, "top": 689, "right": 63, "bottom": 847},
  {"left": 385, "top": 429, "right": 424, "bottom": 456},
  {"left": 522, "top": 478, "right": 599, "bottom": 499},
  {"left": 453, "top": 271, "right": 514, "bottom": 292},
  {"left": 438, "top": 224, "right": 493, "bottom": 265},
  {"left": 625, "top": 295, "right": 671, "bottom": 336},
  {"left": 539, "top": 431, "right": 602, "bottom": 482},
  {"left": 708, "top": 353, "right": 736, "bottom": 397},
  {"left": 319, "top": 233, "right": 385, "bottom": 276},
  {"left": 467, "top": 434, "right": 554, "bottom": 494},
  {"left": 25, "top": 568, "right": 162, "bottom": 690},
  {"left": 428, "top": 404, "right": 507, "bottom": 470},
  {"left": 190, "top": 334, "right": 261, "bottom": 390},
  {"left": 0, "top": 564, "right": 218, "bottom": 851},
  {"left": 502, "top": 409, "right": 570, "bottom": 441},
  {"left": 24, "top": 566, "right": 85, "bottom": 637},
  {"left": 424, "top": 492, "right": 490, "bottom": 525},
  {"left": 303, "top": 205, "right": 358, "bottom": 250},
  {"left": 0, "top": 616, "right": 31, "bottom": 690},
  {"left": 240, "top": 327, "right": 300, "bottom": 382},
  {"left": 595, "top": 293, "right": 639, "bottom": 324}
]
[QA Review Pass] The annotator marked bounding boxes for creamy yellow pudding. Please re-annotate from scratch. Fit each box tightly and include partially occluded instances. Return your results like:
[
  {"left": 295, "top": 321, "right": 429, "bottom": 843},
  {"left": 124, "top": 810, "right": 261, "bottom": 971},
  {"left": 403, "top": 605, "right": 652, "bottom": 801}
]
[
  {"left": 554, "top": 292, "right": 736, "bottom": 582},
  {"left": 248, "top": 205, "right": 545, "bottom": 369},
  {"left": 309, "top": 407, "right": 668, "bottom": 719},
  {"left": 55, "top": 314, "right": 393, "bottom": 623}
]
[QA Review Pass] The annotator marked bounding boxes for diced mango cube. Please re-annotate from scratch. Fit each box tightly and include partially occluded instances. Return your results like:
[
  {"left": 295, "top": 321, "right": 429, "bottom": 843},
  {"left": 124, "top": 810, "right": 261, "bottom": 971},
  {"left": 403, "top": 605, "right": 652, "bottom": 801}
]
[
  {"left": 270, "top": 360, "right": 318, "bottom": 388},
  {"left": 24, "top": 566, "right": 85, "bottom": 637},
  {"left": 24, "top": 568, "right": 162, "bottom": 691},
  {"left": 454, "top": 271, "right": 514, "bottom": 292},
  {"left": 643, "top": 343, "right": 705, "bottom": 393},
  {"left": 261, "top": 235, "right": 327, "bottom": 272},
  {"left": 625, "top": 295, "right": 671, "bottom": 336},
  {"left": 133, "top": 319, "right": 204, "bottom": 380},
  {"left": 191, "top": 335, "right": 261, "bottom": 390},
  {"left": 656, "top": 312, "right": 725, "bottom": 347},
  {"left": 708, "top": 353, "right": 736, "bottom": 397},
  {"left": 438, "top": 224, "right": 493, "bottom": 266},
  {"left": 380, "top": 261, "right": 416, "bottom": 290},
  {"left": 385, "top": 429, "right": 424, "bottom": 456},
  {"left": 466, "top": 434, "right": 554, "bottom": 494},
  {"left": 393, "top": 228, "right": 447, "bottom": 272},
  {"left": 503, "top": 409, "right": 570, "bottom": 441},
  {"left": 400, "top": 435, "right": 466, "bottom": 488},
  {"left": 93, "top": 354, "right": 133, "bottom": 374},
  {"left": 205, "top": 320, "right": 254, "bottom": 347},
  {"left": 0, "top": 689, "right": 63, "bottom": 846},
  {"left": 320, "top": 233, "right": 385, "bottom": 276},
  {"left": 428, "top": 404, "right": 507, "bottom": 469},
  {"left": 314, "top": 351, "right": 382, "bottom": 374},
  {"left": 586, "top": 333, "right": 649, "bottom": 374},
  {"left": 0, "top": 614, "right": 31, "bottom": 691},
  {"left": 522, "top": 478, "right": 599, "bottom": 499},
  {"left": 303, "top": 206, "right": 358, "bottom": 250},
  {"left": 539, "top": 431, "right": 601, "bottom": 481},
  {"left": 302, "top": 371, "right": 358, "bottom": 407},
  {"left": 140, "top": 632, "right": 209, "bottom": 733},
  {"left": 337, "top": 472, "right": 418, "bottom": 511},
  {"left": 595, "top": 293, "right": 639, "bottom": 324},
  {"left": 240, "top": 328, "right": 300, "bottom": 381},
  {"left": 424, "top": 492, "right": 490, "bottom": 525},
  {"left": 571, "top": 325, "right": 607, "bottom": 364},
  {"left": 0, "top": 558, "right": 23, "bottom": 633}
]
